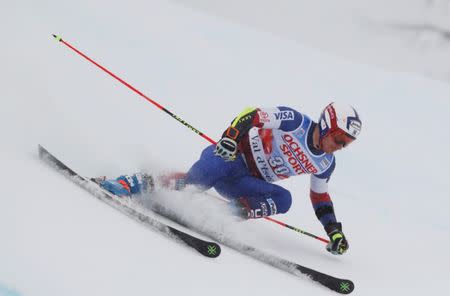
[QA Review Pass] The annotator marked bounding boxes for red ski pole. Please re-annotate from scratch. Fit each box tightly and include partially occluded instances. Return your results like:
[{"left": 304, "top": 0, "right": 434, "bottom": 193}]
[
  {"left": 264, "top": 217, "right": 329, "bottom": 243},
  {"left": 52, "top": 34, "right": 329, "bottom": 244},
  {"left": 203, "top": 191, "right": 330, "bottom": 244},
  {"left": 51, "top": 34, "right": 216, "bottom": 145}
]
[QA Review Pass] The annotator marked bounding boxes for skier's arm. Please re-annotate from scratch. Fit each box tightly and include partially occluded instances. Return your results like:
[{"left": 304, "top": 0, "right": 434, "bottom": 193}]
[
  {"left": 214, "top": 107, "right": 260, "bottom": 161},
  {"left": 221, "top": 106, "right": 303, "bottom": 142},
  {"left": 215, "top": 106, "right": 303, "bottom": 161},
  {"left": 310, "top": 163, "right": 349, "bottom": 255},
  {"left": 310, "top": 174, "right": 337, "bottom": 227},
  {"left": 254, "top": 106, "right": 304, "bottom": 132},
  {"left": 221, "top": 107, "right": 262, "bottom": 143}
]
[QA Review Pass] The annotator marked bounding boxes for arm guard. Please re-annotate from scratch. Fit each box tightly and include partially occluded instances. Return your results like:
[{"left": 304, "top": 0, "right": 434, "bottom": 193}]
[
  {"left": 310, "top": 190, "right": 337, "bottom": 227},
  {"left": 221, "top": 107, "right": 262, "bottom": 143},
  {"left": 310, "top": 173, "right": 337, "bottom": 228}
]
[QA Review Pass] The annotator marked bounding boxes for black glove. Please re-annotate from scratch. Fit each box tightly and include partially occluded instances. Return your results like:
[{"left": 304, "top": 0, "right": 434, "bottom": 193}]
[
  {"left": 214, "top": 137, "right": 238, "bottom": 161},
  {"left": 325, "top": 222, "right": 349, "bottom": 255}
]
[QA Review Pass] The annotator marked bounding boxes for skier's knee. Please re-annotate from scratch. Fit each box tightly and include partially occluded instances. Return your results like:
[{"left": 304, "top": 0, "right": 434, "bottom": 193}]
[{"left": 273, "top": 189, "right": 292, "bottom": 214}]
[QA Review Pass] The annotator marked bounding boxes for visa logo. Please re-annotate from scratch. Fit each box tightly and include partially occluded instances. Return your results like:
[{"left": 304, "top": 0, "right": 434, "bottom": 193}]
[{"left": 274, "top": 111, "right": 294, "bottom": 120}]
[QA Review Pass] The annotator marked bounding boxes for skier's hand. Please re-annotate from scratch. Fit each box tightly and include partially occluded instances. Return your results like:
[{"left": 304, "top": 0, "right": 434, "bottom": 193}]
[
  {"left": 228, "top": 197, "right": 252, "bottom": 219},
  {"left": 215, "top": 137, "right": 238, "bottom": 161},
  {"left": 325, "top": 222, "right": 349, "bottom": 255}
]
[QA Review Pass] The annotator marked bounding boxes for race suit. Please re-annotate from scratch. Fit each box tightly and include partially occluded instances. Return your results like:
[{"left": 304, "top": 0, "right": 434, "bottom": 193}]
[{"left": 185, "top": 106, "right": 337, "bottom": 226}]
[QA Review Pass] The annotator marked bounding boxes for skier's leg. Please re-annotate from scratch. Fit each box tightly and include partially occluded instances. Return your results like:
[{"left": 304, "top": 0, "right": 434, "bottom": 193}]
[
  {"left": 158, "top": 172, "right": 187, "bottom": 191},
  {"left": 184, "top": 145, "right": 248, "bottom": 190},
  {"left": 215, "top": 176, "right": 292, "bottom": 218},
  {"left": 95, "top": 144, "right": 242, "bottom": 194}
]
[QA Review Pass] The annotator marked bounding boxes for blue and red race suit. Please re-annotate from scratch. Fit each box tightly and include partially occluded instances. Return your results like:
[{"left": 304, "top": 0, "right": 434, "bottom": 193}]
[{"left": 185, "top": 106, "right": 338, "bottom": 226}]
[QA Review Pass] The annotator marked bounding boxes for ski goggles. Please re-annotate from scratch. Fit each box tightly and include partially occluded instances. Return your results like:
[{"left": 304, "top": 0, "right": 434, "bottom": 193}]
[{"left": 330, "top": 129, "right": 355, "bottom": 148}]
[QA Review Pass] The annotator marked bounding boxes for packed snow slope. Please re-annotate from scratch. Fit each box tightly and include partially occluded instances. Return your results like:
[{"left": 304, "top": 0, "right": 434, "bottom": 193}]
[
  {"left": 1, "top": 0, "right": 449, "bottom": 295},
  {"left": 176, "top": 0, "right": 450, "bottom": 83}
]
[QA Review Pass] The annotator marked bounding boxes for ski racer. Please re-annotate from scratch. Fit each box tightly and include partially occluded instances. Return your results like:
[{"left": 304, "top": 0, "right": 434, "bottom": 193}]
[{"left": 96, "top": 102, "right": 362, "bottom": 255}]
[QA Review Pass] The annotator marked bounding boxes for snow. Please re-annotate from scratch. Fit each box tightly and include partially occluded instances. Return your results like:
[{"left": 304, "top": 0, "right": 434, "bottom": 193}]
[
  {"left": 174, "top": 0, "right": 450, "bottom": 83},
  {"left": 1, "top": 0, "right": 450, "bottom": 295}
]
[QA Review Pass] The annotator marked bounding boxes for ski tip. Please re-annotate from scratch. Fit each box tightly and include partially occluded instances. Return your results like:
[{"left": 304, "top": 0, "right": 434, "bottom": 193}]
[
  {"left": 38, "top": 144, "right": 46, "bottom": 158},
  {"left": 336, "top": 279, "right": 354, "bottom": 294},
  {"left": 200, "top": 243, "right": 221, "bottom": 258}
]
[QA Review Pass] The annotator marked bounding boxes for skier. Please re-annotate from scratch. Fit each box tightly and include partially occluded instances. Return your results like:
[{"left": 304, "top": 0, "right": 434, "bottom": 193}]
[{"left": 96, "top": 102, "right": 362, "bottom": 255}]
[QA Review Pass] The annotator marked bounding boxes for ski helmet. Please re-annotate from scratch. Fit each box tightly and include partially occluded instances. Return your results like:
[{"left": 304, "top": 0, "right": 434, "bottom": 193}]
[{"left": 318, "top": 102, "right": 362, "bottom": 142}]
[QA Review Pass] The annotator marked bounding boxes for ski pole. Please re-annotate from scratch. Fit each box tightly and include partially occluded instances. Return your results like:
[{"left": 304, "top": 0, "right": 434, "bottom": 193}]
[
  {"left": 51, "top": 35, "right": 216, "bottom": 145},
  {"left": 52, "top": 34, "right": 329, "bottom": 244},
  {"left": 203, "top": 191, "right": 330, "bottom": 244},
  {"left": 264, "top": 217, "right": 329, "bottom": 243}
]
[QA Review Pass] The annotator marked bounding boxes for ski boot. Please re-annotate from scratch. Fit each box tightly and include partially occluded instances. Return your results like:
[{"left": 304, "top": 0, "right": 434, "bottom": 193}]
[
  {"left": 91, "top": 173, "right": 155, "bottom": 197},
  {"left": 90, "top": 176, "right": 106, "bottom": 184}
]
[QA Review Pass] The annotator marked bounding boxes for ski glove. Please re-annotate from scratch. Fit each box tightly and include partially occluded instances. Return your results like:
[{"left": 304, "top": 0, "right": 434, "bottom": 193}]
[
  {"left": 228, "top": 197, "right": 252, "bottom": 220},
  {"left": 325, "top": 222, "right": 349, "bottom": 255},
  {"left": 215, "top": 137, "right": 238, "bottom": 161}
]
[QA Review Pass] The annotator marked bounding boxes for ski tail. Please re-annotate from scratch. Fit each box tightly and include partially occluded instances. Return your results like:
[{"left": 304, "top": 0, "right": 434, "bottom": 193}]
[
  {"left": 294, "top": 264, "right": 354, "bottom": 294},
  {"left": 38, "top": 145, "right": 221, "bottom": 258}
]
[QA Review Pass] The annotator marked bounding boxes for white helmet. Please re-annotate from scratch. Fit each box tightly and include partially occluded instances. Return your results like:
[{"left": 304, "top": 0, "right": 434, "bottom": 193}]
[{"left": 318, "top": 102, "right": 362, "bottom": 141}]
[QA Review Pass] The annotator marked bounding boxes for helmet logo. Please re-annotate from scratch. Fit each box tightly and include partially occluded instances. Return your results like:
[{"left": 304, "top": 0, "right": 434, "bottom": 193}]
[
  {"left": 347, "top": 118, "right": 361, "bottom": 137},
  {"left": 320, "top": 118, "right": 327, "bottom": 130}
]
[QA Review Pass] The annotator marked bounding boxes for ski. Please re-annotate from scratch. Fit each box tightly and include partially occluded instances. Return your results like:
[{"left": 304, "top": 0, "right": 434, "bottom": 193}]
[
  {"left": 151, "top": 205, "right": 354, "bottom": 294},
  {"left": 38, "top": 145, "right": 353, "bottom": 293},
  {"left": 38, "top": 145, "right": 221, "bottom": 258},
  {"left": 292, "top": 263, "right": 354, "bottom": 294}
]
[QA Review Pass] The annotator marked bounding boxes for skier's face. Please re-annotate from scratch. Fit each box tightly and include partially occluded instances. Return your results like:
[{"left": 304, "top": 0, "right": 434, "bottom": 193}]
[{"left": 321, "top": 130, "right": 354, "bottom": 153}]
